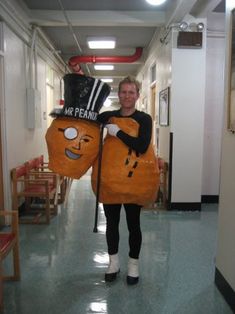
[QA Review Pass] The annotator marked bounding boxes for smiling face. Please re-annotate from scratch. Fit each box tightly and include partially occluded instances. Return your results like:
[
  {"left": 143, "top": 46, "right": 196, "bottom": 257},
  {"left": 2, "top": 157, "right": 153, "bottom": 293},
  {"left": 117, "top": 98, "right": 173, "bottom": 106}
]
[
  {"left": 46, "top": 117, "right": 100, "bottom": 179},
  {"left": 118, "top": 83, "right": 139, "bottom": 115},
  {"left": 58, "top": 126, "right": 94, "bottom": 160}
]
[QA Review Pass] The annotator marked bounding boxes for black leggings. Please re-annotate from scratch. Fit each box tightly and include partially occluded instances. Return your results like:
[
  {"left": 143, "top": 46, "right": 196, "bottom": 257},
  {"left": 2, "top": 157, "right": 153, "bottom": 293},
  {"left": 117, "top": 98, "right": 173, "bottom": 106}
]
[{"left": 103, "top": 203, "right": 142, "bottom": 259}]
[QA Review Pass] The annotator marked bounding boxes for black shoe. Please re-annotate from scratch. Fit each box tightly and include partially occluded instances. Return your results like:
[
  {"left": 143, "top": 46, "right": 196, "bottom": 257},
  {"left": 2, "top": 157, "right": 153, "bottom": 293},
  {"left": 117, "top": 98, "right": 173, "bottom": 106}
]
[
  {"left": 105, "top": 270, "right": 120, "bottom": 282},
  {"left": 126, "top": 275, "right": 139, "bottom": 285}
]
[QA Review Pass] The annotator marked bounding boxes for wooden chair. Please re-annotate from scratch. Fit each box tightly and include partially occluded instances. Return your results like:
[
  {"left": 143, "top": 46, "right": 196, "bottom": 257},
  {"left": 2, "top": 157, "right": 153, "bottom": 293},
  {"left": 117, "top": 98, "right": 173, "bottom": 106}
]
[
  {"left": 0, "top": 210, "right": 20, "bottom": 311},
  {"left": 27, "top": 156, "right": 67, "bottom": 204},
  {"left": 11, "top": 164, "right": 58, "bottom": 224},
  {"left": 25, "top": 158, "right": 62, "bottom": 205},
  {"left": 39, "top": 155, "right": 67, "bottom": 204},
  {"left": 156, "top": 157, "right": 168, "bottom": 208},
  {"left": 38, "top": 154, "right": 48, "bottom": 169}
]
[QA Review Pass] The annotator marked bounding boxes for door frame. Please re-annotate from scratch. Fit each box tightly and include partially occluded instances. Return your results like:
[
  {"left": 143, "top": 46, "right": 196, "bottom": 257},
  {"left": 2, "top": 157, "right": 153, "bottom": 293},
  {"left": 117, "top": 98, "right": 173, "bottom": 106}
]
[
  {"left": 150, "top": 84, "right": 156, "bottom": 122},
  {"left": 0, "top": 55, "right": 4, "bottom": 210},
  {"left": 0, "top": 53, "right": 10, "bottom": 212}
]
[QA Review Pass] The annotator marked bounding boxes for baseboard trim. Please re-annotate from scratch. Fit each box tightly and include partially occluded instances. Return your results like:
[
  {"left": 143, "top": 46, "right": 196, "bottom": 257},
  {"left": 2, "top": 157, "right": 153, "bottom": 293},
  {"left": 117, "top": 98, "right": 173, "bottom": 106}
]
[
  {"left": 169, "top": 202, "right": 201, "bottom": 211},
  {"left": 215, "top": 267, "right": 235, "bottom": 312},
  {"left": 201, "top": 195, "right": 219, "bottom": 203}
]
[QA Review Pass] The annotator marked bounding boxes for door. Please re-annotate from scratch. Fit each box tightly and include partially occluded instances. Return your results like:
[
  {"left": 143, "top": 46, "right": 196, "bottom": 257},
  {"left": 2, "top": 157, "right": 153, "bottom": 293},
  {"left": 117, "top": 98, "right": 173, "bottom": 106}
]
[
  {"left": 46, "top": 65, "right": 54, "bottom": 128},
  {"left": 151, "top": 85, "right": 156, "bottom": 122},
  {"left": 0, "top": 56, "right": 4, "bottom": 212}
]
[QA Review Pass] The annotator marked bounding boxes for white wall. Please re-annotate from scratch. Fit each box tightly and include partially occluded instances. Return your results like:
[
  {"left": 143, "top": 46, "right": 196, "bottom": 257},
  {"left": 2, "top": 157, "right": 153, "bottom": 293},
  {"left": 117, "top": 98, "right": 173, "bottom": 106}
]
[
  {"left": 216, "top": 0, "right": 235, "bottom": 292},
  {"left": 171, "top": 44, "right": 206, "bottom": 203},
  {"left": 4, "top": 25, "right": 53, "bottom": 167},
  {"left": 165, "top": 16, "right": 207, "bottom": 205},
  {"left": 2, "top": 22, "right": 64, "bottom": 208},
  {"left": 202, "top": 35, "right": 225, "bottom": 196},
  {"left": 139, "top": 15, "right": 217, "bottom": 206},
  {"left": 202, "top": 13, "right": 225, "bottom": 196},
  {"left": 138, "top": 16, "right": 221, "bottom": 206},
  {"left": 4, "top": 24, "right": 29, "bottom": 168},
  {"left": 155, "top": 41, "right": 172, "bottom": 162},
  {"left": 137, "top": 31, "right": 172, "bottom": 162}
]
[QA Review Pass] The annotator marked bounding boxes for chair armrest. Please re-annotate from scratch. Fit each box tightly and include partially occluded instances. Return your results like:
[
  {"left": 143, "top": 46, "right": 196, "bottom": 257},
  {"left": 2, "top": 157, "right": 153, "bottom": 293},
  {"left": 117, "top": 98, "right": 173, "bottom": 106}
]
[
  {"left": 16, "top": 178, "right": 50, "bottom": 185},
  {"left": 0, "top": 210, "right": 17, "bottom": 217},
  {"left": 29, "top": 170, "right": 58, "bottom": 176}
]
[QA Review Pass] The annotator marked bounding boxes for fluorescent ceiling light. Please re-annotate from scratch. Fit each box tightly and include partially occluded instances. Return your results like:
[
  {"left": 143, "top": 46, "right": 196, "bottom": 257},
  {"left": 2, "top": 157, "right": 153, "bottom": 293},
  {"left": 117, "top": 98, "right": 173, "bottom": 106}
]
[
  {"left": 87, "top": 37, "right": 116, "bottom": 49},
  {"left": 101, "top": 78, "right": 113, "bottom": 83},
  {"left": 145, "top": 0, "right": 167, "bottom": 5},
  {"left": 94, "top": 65, "right": 114, "bottom": 70}
]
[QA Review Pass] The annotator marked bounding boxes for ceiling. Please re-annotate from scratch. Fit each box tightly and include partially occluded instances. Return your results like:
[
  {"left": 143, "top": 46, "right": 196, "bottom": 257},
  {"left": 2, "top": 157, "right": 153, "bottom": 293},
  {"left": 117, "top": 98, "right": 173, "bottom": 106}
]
[{"left": 19, "top": 0, "right": 225, "bottom": 98}]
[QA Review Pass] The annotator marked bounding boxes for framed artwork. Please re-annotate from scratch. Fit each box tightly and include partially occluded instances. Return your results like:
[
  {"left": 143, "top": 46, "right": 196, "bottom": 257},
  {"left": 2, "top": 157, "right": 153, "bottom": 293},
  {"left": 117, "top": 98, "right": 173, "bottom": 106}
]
[{"left": 159, "top": 87, "right": 170, "bottom": 126}]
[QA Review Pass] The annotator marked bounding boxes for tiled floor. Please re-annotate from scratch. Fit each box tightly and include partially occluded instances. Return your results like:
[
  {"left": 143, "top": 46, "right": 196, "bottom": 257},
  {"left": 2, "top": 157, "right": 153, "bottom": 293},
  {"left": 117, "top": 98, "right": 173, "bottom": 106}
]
[{"left": 3, "top": 176, "right": 233, "bottom": 314}]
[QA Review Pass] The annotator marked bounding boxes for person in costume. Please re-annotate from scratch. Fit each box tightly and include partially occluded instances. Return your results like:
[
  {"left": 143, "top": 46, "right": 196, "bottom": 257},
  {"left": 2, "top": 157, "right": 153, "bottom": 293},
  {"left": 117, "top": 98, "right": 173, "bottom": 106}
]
[{"left": 94, "top": 76, "right": 159, "bottom": 285}]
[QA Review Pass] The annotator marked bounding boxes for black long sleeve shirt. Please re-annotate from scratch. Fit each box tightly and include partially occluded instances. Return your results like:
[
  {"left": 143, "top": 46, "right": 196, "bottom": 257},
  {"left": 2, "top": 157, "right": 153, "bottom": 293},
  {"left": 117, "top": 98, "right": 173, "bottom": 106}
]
[{"left": 98, "top": 109, "right": 152, "bottom": 154}]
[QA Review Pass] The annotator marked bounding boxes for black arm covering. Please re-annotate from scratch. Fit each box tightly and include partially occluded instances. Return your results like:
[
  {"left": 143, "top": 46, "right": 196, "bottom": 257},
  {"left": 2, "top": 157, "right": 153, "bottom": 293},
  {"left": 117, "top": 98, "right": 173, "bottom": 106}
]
[{"left": 98, "top": 110, "right": 152, "bottom": 154}]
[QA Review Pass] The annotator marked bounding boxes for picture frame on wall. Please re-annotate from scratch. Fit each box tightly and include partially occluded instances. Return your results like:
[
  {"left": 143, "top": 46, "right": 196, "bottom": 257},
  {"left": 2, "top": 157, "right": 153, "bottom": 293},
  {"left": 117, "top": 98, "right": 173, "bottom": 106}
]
[{"left": 159, "top": 87, "right": 170, "bottom": 126}]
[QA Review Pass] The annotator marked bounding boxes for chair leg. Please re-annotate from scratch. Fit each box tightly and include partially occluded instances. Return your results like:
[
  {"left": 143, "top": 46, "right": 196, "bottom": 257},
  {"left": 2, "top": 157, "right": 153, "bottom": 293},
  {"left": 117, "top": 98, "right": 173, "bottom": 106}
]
[
  {"left": 60, "top": 179, "right": 66, "bottom": 203},
  {"left": 54, "top": 175, "right": 60, "bottom": 206},
  {"left": 12, "top": 198, "right": 18, "bottom": 212},
  {"left": 13, "top": 243, "right": 20, "bottom": 281},
  {"left": 64, "top": 178, "right": 73, "bottom": 206},
  {"left": 0, "top": 262, "right": 3, "bottom": 313},
  {"left": 45, "top": 198, "right": 50, "bottom": 224},
  {"left": 55, "top": 203, "right": 58, "bottom": 216},
  {"left": 25, "top": 197, "right": 31, "bottom": 211}
]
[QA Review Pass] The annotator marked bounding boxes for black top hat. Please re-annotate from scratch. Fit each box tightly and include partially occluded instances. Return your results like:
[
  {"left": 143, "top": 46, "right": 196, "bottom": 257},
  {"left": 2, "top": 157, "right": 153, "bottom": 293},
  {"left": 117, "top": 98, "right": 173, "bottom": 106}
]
[{"left": 50, "top": 73, "right": 111, "bottom": 122}]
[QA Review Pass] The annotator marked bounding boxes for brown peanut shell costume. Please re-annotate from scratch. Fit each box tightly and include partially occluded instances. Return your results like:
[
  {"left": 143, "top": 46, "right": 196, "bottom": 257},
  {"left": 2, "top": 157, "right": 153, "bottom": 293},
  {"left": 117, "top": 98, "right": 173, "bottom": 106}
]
[{"left": 91, "top": 117, "right": 159, "bottom": 206}]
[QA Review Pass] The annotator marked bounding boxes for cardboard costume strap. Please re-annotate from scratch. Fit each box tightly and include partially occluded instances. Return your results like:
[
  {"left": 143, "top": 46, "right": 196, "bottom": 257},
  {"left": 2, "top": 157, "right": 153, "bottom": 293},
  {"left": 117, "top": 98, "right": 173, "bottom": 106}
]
[{"left": 91, "top": 117, "right": 160, "bottom": 206}]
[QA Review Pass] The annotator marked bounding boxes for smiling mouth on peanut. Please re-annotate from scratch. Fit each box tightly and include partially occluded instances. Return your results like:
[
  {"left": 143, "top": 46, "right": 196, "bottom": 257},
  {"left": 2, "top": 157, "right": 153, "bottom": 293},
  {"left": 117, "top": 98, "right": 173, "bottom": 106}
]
[{"left": 65, "top": 149, "right": 82, "bottom": 160}]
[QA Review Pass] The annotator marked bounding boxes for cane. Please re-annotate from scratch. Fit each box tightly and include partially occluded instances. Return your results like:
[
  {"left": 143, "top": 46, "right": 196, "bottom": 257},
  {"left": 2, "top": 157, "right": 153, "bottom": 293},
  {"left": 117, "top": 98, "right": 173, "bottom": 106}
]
[{"left": 93, "top": 124, "right": 104, "bottom": 233}]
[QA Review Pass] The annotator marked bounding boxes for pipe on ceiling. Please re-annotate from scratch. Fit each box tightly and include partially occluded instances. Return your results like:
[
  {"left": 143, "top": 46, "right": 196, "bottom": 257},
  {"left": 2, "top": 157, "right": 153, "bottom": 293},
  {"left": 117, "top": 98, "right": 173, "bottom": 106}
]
[{"left": 68, "top": 47, "right": 143, "bottom": 73}]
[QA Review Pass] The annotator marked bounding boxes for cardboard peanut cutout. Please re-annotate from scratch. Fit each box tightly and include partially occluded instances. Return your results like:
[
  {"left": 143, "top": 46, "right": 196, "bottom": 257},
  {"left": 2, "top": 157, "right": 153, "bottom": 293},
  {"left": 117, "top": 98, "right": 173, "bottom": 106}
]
[
  {"left": 46, "top": 117, "right": 100, "bottom": 179},
  {"left": 45, "top": 73, "right": 110, "bottom": 179},
  {"left": 91, "top": 117, "right": 160, "bottom": 206}
]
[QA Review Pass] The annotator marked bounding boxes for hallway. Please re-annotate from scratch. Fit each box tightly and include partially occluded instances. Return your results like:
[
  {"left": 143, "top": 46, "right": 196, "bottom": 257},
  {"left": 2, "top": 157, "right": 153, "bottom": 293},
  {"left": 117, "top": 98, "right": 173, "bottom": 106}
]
[{"left": 3, "top": 175, "right": 233, "bottom": 314}]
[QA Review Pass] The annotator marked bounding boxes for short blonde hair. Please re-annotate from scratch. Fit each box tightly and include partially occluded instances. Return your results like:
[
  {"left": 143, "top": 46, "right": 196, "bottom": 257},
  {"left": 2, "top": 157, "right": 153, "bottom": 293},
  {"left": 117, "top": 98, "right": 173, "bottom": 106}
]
[{"left": 118, "top": 76, "right": 141, "bottom": 93}]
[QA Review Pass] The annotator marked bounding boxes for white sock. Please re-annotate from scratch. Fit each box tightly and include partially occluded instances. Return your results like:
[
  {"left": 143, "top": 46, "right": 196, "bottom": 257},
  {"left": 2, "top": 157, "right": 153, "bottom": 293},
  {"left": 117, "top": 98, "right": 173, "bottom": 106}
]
[
  {"left": 106, "top": 254, "right": 120, "bottom": 274},
  {"left": 128, "top": 258, "right": 139, "bottom": 278}
]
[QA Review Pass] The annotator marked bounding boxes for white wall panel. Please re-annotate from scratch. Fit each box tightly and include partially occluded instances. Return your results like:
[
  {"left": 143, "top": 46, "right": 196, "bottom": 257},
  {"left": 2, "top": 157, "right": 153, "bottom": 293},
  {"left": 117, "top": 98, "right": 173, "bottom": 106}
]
[
  {"left": 137, "top": 35, "right": 172, "bottom": 162},
  {"left": 202, "top": 36, "right": 225, "bottom": 195},
  {"left": 216, "top": 0, "right": 235, "bottom": 292},
  {"left": 3, "top": 24, "right": 64, "bottom": 207},
  {"left": 4, "top": 24, "right": 28, "bottom": 168},
  {"left": 171, "top": 37, "right": 206, "bottom": 202},
  {"left": 4, "top": 25, "right": 48, "bottom": 167}
]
